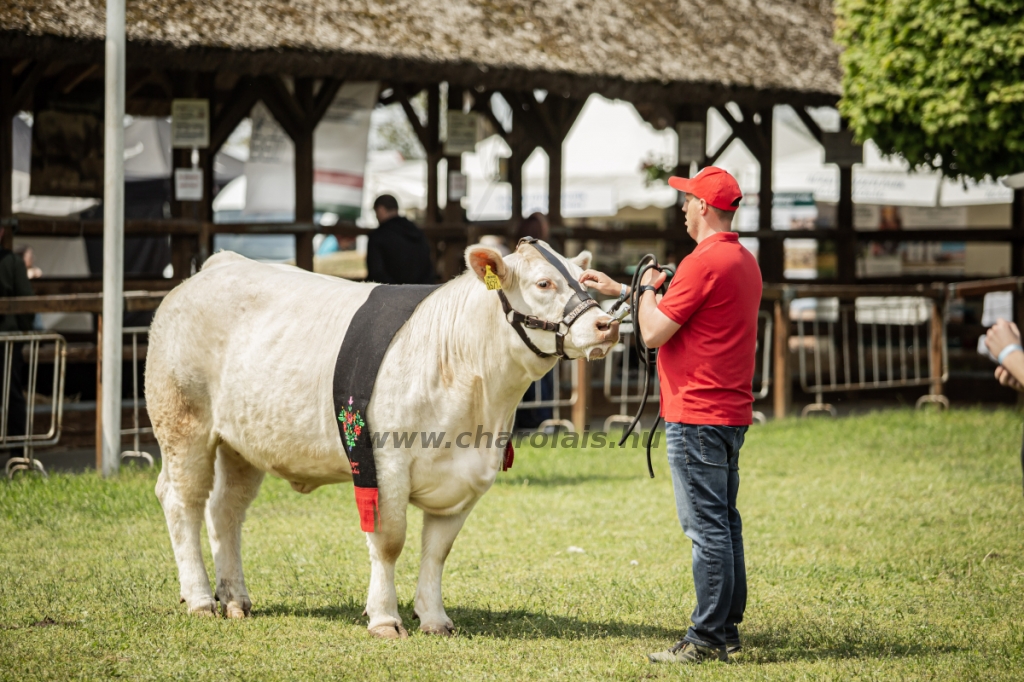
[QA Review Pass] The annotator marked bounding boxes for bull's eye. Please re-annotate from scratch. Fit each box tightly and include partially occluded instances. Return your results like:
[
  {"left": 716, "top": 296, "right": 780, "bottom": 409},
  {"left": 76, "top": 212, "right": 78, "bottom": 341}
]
[{"left": 537, "top": 280, "right": 553, "bottom": 289}]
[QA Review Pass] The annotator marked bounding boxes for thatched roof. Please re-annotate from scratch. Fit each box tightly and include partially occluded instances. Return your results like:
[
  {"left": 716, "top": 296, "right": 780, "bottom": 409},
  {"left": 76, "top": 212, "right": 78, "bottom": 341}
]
[{"left": 1, "top": 1, "right": 842, "bottom": 107}]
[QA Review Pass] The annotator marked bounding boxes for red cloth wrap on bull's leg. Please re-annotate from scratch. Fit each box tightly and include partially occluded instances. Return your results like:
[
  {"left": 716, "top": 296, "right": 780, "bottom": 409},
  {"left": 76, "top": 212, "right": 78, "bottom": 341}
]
[{"left": 353, "top": 486, "right": 379, "bottom": 533}]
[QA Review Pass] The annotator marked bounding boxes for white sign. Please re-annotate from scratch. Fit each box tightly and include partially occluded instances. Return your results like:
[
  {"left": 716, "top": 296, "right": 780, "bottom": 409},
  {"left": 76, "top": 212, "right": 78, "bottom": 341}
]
[
  {"left": 174, "top": 168, "right": 203, "bottom": 201},
  {"left": 445, "top": 111, "right": 478, "bottom": 155},
  {"left": 676, "top": 122, "right": 705, "bottom": 164},
  {"left": 448, "top": 171, "right": 467, "bottom": 201},
  {"left": 242, "top": 84, "right": 378, "bottom": 221},
  {"left": 171, "top": 99, "right": 209, "bottom": 149}
]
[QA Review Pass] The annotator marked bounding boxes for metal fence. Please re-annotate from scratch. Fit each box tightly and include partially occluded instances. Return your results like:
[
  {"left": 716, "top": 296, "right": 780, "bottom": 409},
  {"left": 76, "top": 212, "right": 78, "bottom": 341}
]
[
  {"left": 794, "top": 297, "right": 947, "bottom": 416},
  {"left": 601, "top": 323, "right": 659, "bottom": 432},
  {"left": 2, "top": 332, "right": 67, "bottom": 478},
  {"left": 517, "top": 358, "right": 579, "bottom": 432},
  {"left": 121, "top": 326, "right": 155, "bottom": 466}
]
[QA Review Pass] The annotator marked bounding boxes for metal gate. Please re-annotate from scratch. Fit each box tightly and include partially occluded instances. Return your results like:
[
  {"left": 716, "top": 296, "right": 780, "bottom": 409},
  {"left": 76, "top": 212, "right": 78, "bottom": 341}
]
[
  {"left": 2, "top": 332, "right": 67, "bottom": 478},
  {"left": 795, "top": 297, "right": 947, "bottom": 416},
  {"left": 517, "top": 359, "right": 579, "bottom": 432},
  {"left": 120, "top": 326, "right": 155, "bottom": 465}
]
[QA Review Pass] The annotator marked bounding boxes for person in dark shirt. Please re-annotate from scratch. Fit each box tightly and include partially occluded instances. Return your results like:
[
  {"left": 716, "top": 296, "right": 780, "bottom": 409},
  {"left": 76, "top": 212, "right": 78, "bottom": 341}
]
[
  {"left": 366, "top": 195, "right": 434, "bottom": 284},
  {"left": 0, "top": 230, "right": 34, "bottom": 464}
]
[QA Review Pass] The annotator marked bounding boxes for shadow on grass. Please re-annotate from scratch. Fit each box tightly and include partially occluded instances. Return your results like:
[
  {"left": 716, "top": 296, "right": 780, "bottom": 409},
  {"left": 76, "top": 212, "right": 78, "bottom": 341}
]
[
  {"left": 495, "top": 473, "right": 640, "bottom": 487},
  {"left": 740, "top": 629, "right": 965, "bottom": 663},
  {"left": 256, "top": 600, "right": 678, "bottom": 640}
]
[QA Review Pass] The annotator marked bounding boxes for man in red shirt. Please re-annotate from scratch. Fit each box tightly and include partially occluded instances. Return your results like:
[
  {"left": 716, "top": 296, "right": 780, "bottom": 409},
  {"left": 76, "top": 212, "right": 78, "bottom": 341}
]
[{"left": 580, "top": 167, "right": 762, "bottom": 664}]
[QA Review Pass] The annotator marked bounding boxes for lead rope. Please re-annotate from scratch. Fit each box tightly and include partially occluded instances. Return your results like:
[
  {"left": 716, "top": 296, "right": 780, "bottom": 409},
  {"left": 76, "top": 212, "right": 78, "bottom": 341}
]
[{"left": 615, "top": 255, "right": 672, "bottom": 478}]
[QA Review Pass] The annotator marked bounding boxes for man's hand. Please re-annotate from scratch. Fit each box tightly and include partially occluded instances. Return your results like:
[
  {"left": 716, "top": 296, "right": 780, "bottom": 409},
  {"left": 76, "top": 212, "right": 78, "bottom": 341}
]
[
  {"left": 640, "top": 267, "right": 667, "bottom": 291},
  {"left": 995, "top": 365, "right": 1024, "bottom": 392},
  {"left": 985, "top": 318, "right": 1022, "bottom": 358},
  {"left": 578, "top": 269, "right": 623, "bottom": 297}
]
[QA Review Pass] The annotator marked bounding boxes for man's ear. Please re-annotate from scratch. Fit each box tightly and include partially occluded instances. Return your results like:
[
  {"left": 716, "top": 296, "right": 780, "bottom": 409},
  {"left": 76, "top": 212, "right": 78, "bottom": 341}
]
[
  {"left": 571, "top": 250, "right": 592, "bottom": 270},
  {"left": 465, "top": 245, "right": 508, "bottom": 284}
]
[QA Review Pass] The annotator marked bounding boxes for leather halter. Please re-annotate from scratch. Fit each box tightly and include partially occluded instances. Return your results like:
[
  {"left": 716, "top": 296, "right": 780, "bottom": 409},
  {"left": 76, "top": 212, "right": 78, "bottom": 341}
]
[{"left": 496, "top": 237, "right": 600, "bottom": 359}]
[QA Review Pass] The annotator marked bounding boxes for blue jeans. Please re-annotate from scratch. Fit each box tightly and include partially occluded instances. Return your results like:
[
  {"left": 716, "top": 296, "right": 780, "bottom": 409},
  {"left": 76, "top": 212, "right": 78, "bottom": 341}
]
[{"left": 666, "top": 422, "right": 748, "bottom": 648}]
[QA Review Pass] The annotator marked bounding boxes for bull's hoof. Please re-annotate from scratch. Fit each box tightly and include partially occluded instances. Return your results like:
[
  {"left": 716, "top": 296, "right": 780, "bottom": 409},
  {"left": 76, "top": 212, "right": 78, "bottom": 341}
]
[
  {"left": 420, "top": 623, "right": 455, "bottom": 636},
  {"left": 222, "top": 600, "right": 251, "bottom": 619},
  {"left": 369, "top": 624, "right": 409, "bottom": 639},
  {"left": 187, "top": 600, "right": 218, "bottom": 617}
]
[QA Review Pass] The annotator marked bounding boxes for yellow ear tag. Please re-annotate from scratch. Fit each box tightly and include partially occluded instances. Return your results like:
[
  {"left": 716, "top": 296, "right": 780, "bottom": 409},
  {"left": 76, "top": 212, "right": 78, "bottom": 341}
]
[{"left": 484, "top": 265, "right": 502, "bottom": 290}]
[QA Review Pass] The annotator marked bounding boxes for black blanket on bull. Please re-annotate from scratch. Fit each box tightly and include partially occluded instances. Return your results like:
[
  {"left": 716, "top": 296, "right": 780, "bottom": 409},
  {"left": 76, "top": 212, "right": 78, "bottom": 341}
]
[{"left": 333, "top": 284, "right": 440, "bottom": 532}]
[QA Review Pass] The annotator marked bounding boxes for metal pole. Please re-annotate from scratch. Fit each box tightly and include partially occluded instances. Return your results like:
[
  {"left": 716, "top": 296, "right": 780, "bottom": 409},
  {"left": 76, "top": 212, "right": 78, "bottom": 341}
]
[{"left": 101, "top": 0, "right": 125, "bottom": 477}]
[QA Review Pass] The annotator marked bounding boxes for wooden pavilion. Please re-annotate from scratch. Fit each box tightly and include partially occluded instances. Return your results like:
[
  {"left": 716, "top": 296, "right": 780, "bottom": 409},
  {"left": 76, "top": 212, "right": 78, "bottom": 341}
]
[{"left": 1, "top": 0, "right": 849, "bottom": 288}]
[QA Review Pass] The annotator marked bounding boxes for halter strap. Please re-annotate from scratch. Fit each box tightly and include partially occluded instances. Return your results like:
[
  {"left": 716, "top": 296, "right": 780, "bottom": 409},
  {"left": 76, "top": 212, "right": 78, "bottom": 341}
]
[{"left": 498, "top": 238, "right": 601, "bottom": 359}]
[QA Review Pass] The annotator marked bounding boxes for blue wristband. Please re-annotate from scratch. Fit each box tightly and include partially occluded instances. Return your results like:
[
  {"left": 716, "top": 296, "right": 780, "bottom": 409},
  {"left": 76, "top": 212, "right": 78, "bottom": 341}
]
[{"left": 998, "top": 344, "right": 1023, "bottom": 365}]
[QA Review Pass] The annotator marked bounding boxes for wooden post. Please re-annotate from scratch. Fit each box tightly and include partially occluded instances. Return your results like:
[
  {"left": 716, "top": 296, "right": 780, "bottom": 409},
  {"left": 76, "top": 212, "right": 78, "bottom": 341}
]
[
  {"left": 293, "top": 78, "right": 315, "bottom": 271},
  {"left": 929, "top": 299, "right": 944, "bottom": 397},
  {"left": 572, "top": 358, "right": 590, "bottom": 433},
  {"left": 444, "top": 85, "right": 463, "bottom": 225},
  {"left": 95, "top": 313, "right": 103, "bottom": 471},
  {"left": 509, "top": 147, "right": 524, "bottom": 226},
  {"left": 1, "top": 59, "right": 13, "bottom": 252},
  {"left": 773, "top": 298, "right": 791, "bottom": 418},
  {"left": 837, "top": 165, "right": 855, "bottom": 283},
  {"left": 425, "top": 85, "right": 441, "bottom": 225},
  {"left": 755, "top": 107, "right": 782, "bottom": 283},
  {"left": 197, "top": 73, "right": 216, "bottom": 265},
  {"left": 1013, "top": 189, "right": 1023, "bottom": 276},
  {"left": 547, "top": 142, "right": 562, "bottom": 232}
]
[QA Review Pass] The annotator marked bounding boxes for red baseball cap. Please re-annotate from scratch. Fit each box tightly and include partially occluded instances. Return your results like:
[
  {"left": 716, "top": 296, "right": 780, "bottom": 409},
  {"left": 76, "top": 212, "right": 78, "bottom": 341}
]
[{"left": 668, "top": 166, "right": 743, "bottom": 212}]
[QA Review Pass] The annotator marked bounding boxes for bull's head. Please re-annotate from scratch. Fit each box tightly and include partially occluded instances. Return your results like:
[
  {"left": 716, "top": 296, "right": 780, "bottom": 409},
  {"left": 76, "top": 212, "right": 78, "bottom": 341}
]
[{"left": 465, "top": 240, "right": 619, "bottom": 360}]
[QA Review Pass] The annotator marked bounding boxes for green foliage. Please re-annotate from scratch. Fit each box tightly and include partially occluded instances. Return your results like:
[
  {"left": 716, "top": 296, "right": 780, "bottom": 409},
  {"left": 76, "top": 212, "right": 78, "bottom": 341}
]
[
  {"left": 2, "top": 410, "right": 1024, "bottom": 679},
  {"left": 835, "top": 0, "right": 1024, "bottom": 180}
]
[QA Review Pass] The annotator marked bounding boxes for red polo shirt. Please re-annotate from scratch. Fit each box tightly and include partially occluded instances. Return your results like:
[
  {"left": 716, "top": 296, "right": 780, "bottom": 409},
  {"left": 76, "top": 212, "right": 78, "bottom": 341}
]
[{"left": 656, "top": 231, "right": 762, "bottom": 425}]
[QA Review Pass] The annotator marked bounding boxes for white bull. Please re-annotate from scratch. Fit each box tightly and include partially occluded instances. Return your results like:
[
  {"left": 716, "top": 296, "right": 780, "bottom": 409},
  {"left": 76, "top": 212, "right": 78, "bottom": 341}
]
[{"left": 147, "top": 241, "right": 618, "bottom": 637}]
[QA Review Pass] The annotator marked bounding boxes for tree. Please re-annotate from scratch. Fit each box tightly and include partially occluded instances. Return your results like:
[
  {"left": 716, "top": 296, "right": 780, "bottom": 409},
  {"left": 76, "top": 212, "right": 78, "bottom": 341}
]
[{"left": 835, "top": 0, "right": 1024, "bottom": 180}]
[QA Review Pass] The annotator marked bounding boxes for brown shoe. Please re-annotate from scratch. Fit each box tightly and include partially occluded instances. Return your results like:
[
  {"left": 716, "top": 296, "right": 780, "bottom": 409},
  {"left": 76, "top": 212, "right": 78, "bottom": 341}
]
[{"left": 648, "top": 640, "right": 728, "bottom": 664}]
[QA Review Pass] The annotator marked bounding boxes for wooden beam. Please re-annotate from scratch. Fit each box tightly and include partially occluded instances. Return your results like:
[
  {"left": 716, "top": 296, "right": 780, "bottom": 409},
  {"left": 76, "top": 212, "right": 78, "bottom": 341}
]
[
  {"left": 53, "top": 63, "right": 98, "bottom": 95},
  {"left": 0, "top": 291, "right": 167, "bottom": 314},
  {"left": 394, "top": 85, "right": 430, "bottom": 151},
  {"left": 792, "top": 106, "right": 824, "bottom": 145},
  {"left": 12, "top": 60, "right": 45, "bottom": 111},
  {"left": 255, "top": 75, "right": 304, "bottom": 141},
  {"left": 209, "top": 77, "right": 259, "bottom": 153},
  {"left": 310, "top": 77, "right": 344, "bottom": 127}
]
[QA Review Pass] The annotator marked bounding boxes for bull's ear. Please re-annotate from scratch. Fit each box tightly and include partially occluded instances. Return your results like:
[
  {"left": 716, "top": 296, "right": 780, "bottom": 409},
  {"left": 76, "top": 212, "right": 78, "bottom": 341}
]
[
  {"left": 465, "top": 245, "right": 508, "bottom": 285},
  {"left": 571, "top": 250, "right": 593, "bottom": 270}
]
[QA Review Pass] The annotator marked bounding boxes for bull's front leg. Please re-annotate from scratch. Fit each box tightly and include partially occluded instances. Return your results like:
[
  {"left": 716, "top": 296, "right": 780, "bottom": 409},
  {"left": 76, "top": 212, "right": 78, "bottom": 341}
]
[
  {"left": 414, "top": 508, "right": 472, "bottom": 636},
  {"left": 365, "top": 477, "right": 410, "bottom": 639}
]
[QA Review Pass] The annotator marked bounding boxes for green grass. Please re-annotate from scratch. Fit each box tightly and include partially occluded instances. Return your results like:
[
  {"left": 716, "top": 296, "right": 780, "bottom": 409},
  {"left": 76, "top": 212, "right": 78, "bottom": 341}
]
[{"left": 2, "top": 409, "right": 1024, "bottom": 680}]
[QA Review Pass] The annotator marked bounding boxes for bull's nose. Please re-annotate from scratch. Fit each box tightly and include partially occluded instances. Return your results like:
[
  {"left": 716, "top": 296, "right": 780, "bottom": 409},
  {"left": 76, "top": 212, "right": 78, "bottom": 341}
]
[{"left": 595, "top": 317, "right": 620, "bottom": 342}]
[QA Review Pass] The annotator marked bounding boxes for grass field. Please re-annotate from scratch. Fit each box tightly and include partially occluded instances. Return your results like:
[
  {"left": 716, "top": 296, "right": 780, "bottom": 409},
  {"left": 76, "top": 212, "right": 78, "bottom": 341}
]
[{"left": 2, "top": 409, "right": 1024, "bottom": 680}]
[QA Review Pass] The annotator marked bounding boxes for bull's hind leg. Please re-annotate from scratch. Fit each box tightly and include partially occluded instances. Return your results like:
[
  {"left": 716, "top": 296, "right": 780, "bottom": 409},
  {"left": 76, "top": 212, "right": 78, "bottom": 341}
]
[
  {"left": 205, "top": 443, "right": 264, "bottom": 619},
  {"left": 155, "top": 429, "right": 217, "bottom": 616},
  {"left": 414, "top": 509, "right": 471, "bottom": 635}
]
